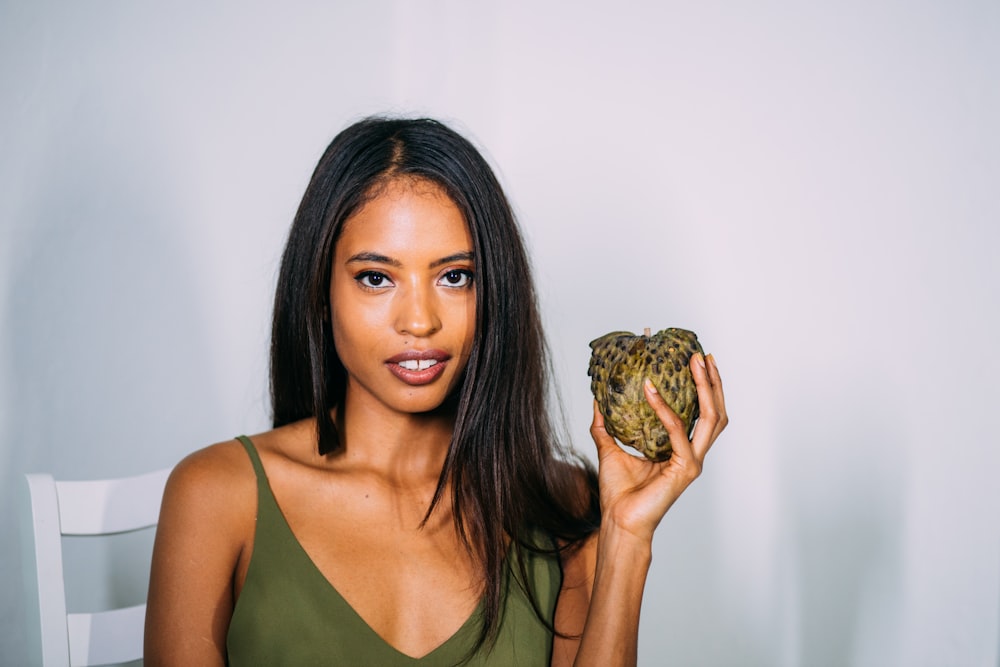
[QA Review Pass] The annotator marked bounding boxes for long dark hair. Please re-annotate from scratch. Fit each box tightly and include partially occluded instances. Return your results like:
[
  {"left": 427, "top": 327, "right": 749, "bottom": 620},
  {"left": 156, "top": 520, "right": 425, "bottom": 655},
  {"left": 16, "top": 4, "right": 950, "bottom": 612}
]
[{"left": 270, "top": 116, "right": 600, "bottom": 649}]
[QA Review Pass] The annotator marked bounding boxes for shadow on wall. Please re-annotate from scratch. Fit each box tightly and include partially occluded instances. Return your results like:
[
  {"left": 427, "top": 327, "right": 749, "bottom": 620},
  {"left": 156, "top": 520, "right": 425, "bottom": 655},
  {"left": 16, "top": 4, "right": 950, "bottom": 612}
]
[
  {"left": 778, "top": 376, "right": 905, "bottom": 665},
  {"left": 2, "top": 112, "right": 222, "bottom": 664}
]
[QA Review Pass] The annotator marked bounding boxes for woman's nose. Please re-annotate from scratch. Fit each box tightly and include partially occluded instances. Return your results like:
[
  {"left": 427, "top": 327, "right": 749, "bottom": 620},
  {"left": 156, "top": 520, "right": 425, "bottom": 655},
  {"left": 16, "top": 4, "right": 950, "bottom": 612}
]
[{"left": 394, "top": 283, "right": 442, "bottom": 337}]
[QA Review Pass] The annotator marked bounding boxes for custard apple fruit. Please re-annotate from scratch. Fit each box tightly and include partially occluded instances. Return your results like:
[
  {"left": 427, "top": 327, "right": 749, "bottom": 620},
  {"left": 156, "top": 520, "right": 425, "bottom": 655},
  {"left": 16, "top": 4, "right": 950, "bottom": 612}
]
[{"left": 588, "top": 328, "right": 703, "bottom": 461}]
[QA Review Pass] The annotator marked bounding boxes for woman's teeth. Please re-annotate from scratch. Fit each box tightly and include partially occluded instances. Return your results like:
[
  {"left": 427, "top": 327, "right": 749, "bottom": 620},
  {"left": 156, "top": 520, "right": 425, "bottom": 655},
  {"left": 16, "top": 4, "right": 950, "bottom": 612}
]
[{"left": 398, "top": 359, "right": 439, "bottom": 371}]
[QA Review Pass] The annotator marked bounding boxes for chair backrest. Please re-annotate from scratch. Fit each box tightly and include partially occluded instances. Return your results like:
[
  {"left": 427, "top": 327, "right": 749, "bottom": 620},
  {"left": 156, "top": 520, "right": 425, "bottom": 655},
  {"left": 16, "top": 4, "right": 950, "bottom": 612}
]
[{"left": 23, "top": 468, "right": 170, "bottom": 667}]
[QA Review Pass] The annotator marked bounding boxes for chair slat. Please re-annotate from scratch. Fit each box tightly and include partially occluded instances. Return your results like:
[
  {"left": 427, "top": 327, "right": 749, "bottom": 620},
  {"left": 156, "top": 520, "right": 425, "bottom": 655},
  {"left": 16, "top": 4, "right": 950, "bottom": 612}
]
[
  {"left": 67, "top": 604, "right": 146, "bottom": 667},
  {"left": 57, "top": 469, "right": 170, "bottom": 535}
]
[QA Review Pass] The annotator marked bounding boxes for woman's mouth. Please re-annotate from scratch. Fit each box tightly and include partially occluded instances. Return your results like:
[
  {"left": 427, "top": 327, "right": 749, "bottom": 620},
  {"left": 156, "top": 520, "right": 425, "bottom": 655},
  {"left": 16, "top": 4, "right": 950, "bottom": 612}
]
[{"left": 386, "top": 351, "right": 450, "bottom": 385}]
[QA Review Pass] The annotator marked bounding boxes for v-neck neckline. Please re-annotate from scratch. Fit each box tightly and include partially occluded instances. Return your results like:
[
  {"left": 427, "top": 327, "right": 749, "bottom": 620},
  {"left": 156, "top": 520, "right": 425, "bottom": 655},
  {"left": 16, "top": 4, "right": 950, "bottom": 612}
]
[{"left": 246, "top": 441, "right": 487, "bottom": 662}]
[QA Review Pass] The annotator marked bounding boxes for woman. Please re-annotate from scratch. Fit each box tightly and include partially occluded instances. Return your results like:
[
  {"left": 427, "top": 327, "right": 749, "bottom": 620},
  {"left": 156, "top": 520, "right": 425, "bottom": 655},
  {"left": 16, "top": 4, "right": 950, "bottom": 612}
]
[{"left": 145, "top": 117, "right": 727, "bottom": 666}]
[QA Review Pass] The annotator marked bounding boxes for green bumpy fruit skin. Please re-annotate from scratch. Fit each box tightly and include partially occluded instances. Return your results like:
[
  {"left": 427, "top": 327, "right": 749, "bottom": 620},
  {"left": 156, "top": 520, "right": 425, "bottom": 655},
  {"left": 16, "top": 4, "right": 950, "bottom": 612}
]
[{"left": 588, "top": 328, "right": 703, "bottom": 462}]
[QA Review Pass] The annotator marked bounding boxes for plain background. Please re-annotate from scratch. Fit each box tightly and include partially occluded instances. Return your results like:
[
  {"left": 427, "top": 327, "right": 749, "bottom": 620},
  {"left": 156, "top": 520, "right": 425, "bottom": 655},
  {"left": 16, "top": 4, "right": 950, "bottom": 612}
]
[{"left": 2, "top": 2, "right": 998, "bottom": 665}]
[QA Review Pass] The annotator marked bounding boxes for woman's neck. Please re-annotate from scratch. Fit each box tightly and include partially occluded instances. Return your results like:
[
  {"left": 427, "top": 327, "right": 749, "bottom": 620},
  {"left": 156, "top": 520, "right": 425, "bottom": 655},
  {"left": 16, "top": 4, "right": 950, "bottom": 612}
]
[{"left": 334, "top": 392, "right": 456, "bottom": 488}]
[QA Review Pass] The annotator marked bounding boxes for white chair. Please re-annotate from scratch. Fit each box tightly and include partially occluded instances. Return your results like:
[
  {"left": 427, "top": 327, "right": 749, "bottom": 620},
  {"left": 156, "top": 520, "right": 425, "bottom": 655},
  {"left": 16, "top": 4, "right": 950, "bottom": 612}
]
[{"left": 23, "top": 468, "right": 170, "bottom": 667}]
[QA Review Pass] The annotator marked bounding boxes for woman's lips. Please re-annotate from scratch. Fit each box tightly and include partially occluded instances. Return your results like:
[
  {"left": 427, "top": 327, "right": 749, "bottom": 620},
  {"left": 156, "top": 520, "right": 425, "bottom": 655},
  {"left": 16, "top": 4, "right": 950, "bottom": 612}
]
[{"left": 385, "top": 350, "right": 450, "bottom": 386}]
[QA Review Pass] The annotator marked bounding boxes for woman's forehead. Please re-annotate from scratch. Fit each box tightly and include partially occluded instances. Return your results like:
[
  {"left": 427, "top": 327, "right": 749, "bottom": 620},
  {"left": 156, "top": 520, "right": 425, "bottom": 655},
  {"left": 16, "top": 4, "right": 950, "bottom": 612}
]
[{"left": 336, "top": 179, "right": 472, "bottom": 260}]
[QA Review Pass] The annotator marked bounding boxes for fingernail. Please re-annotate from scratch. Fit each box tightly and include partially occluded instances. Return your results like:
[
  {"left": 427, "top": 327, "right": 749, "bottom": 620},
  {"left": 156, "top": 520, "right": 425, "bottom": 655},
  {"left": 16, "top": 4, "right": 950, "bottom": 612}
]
[
  {"left": 706, "top": 353, "right": 716, "bottom": 368},
  {"left": 643, "top": 377, "right": 655, "bottom": 392},
  {"left": 696, "top": 352, "right": 707, "bottom": 369}
]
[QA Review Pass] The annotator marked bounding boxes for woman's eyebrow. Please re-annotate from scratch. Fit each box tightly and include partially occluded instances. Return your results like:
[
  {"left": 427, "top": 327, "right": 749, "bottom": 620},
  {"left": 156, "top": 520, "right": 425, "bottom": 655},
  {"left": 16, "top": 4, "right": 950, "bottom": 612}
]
[
  {"left": 345, "top": 251, "right": 401, "bottom": 267},
  {"left": 429, "top": 251, "right": 475, "bottom": 269},
  {"left": 345, "top": 250, "right": 474, "bottom": 268}
]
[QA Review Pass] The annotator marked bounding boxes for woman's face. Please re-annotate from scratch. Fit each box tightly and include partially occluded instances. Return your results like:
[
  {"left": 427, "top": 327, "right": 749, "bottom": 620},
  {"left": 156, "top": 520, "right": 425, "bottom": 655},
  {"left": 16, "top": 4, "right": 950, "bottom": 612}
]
[{"left": 329, "top": 178, "right": 476, "bottom": 418}]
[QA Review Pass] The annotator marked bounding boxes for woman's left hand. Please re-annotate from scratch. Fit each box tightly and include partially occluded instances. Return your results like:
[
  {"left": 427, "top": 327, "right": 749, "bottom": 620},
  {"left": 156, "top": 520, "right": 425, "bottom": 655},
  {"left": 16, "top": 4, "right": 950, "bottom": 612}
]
[{"left": 590, "top": 352, "right": 728, "bottom": 542}]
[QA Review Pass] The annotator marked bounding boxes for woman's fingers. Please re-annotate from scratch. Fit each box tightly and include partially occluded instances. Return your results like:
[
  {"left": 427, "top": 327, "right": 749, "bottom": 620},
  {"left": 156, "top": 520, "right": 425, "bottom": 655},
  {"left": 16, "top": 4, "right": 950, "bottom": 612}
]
[
  {"left": 590, "top": 401, "right": 622, "bottom": 461},
  {"left": 594, "top": 351, "right": 728, "bottom": 469},
  {"left": 690, "top": 352, "right": 727, "bottom": 459},
  {"left": 706, "top": 354, "right": 728, "bottom": 436},
  {"left": 643, "top": 378, "right": 701, "bottom": 477}
]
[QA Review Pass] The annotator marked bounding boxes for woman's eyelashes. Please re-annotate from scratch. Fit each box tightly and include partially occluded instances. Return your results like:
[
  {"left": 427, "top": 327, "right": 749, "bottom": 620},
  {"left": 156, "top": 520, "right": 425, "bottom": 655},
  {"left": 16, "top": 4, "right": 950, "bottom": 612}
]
[
  {"left": 354, "top": 270, "right": 393, "bottom": 290},
  {"left": 438, "top": 268, "right": 474, "bottom": 289},
  {"left": 352, "top": 268, "right": 474, "bottom": 291}
]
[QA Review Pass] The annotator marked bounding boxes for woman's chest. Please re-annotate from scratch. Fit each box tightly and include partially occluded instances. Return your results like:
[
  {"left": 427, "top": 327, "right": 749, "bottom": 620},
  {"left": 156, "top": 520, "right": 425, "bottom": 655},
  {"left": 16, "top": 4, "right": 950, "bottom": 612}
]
[{"left": 241, "top": 483, "right": 482, "bottom": 657}]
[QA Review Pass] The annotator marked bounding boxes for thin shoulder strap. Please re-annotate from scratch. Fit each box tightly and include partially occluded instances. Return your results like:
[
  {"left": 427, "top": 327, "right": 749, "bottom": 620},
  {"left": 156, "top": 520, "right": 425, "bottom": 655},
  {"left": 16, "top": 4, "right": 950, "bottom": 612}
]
[{"left": 236, "top": 435, "right": 267, "bottom": 482}]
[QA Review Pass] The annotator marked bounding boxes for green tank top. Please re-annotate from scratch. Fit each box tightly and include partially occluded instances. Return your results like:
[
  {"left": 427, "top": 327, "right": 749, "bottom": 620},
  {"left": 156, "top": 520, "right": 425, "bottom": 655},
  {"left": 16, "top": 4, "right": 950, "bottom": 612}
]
[{"left": 227, "top": 436, "right": 562, "bottom": 666}]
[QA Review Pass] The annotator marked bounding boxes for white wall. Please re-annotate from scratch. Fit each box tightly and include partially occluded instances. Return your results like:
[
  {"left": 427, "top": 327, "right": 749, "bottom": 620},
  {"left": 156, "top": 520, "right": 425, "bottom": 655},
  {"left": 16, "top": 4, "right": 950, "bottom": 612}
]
[{"left": 2, "top": 2, "right": 997, "bottom": 665}]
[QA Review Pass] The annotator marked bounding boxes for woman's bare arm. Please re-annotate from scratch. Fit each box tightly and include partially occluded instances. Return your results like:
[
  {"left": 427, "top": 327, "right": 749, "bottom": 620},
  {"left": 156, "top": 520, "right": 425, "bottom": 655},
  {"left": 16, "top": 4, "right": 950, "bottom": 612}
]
[
  {"left": 554, "top": 353, "right": 727, "bottom": 666},
  {"left": 144, "top": 441, "right": 255, "bottom": 666}
]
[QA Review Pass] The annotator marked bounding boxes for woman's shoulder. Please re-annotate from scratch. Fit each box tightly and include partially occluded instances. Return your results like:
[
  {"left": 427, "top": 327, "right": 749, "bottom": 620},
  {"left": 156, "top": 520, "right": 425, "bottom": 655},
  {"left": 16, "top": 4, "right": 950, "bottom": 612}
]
[
  {"left": 169, "top": 438, "right": 254, "bottom": 487},
  {"left": 160, "top": 438, "right": 258, "bottom": 523},
  {"left": 164, "top": 420, "right": 318, "bottom": 503}
]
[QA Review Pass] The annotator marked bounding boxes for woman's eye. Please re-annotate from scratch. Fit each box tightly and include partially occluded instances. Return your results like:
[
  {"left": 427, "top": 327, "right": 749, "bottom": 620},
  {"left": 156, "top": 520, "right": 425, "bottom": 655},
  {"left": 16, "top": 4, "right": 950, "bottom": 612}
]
[
  {"left": 356, "top": 271, "right": 393, "bottom": 289},
  {"left": 439, "top": 269, "right": 473, "bottom": 288}
]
